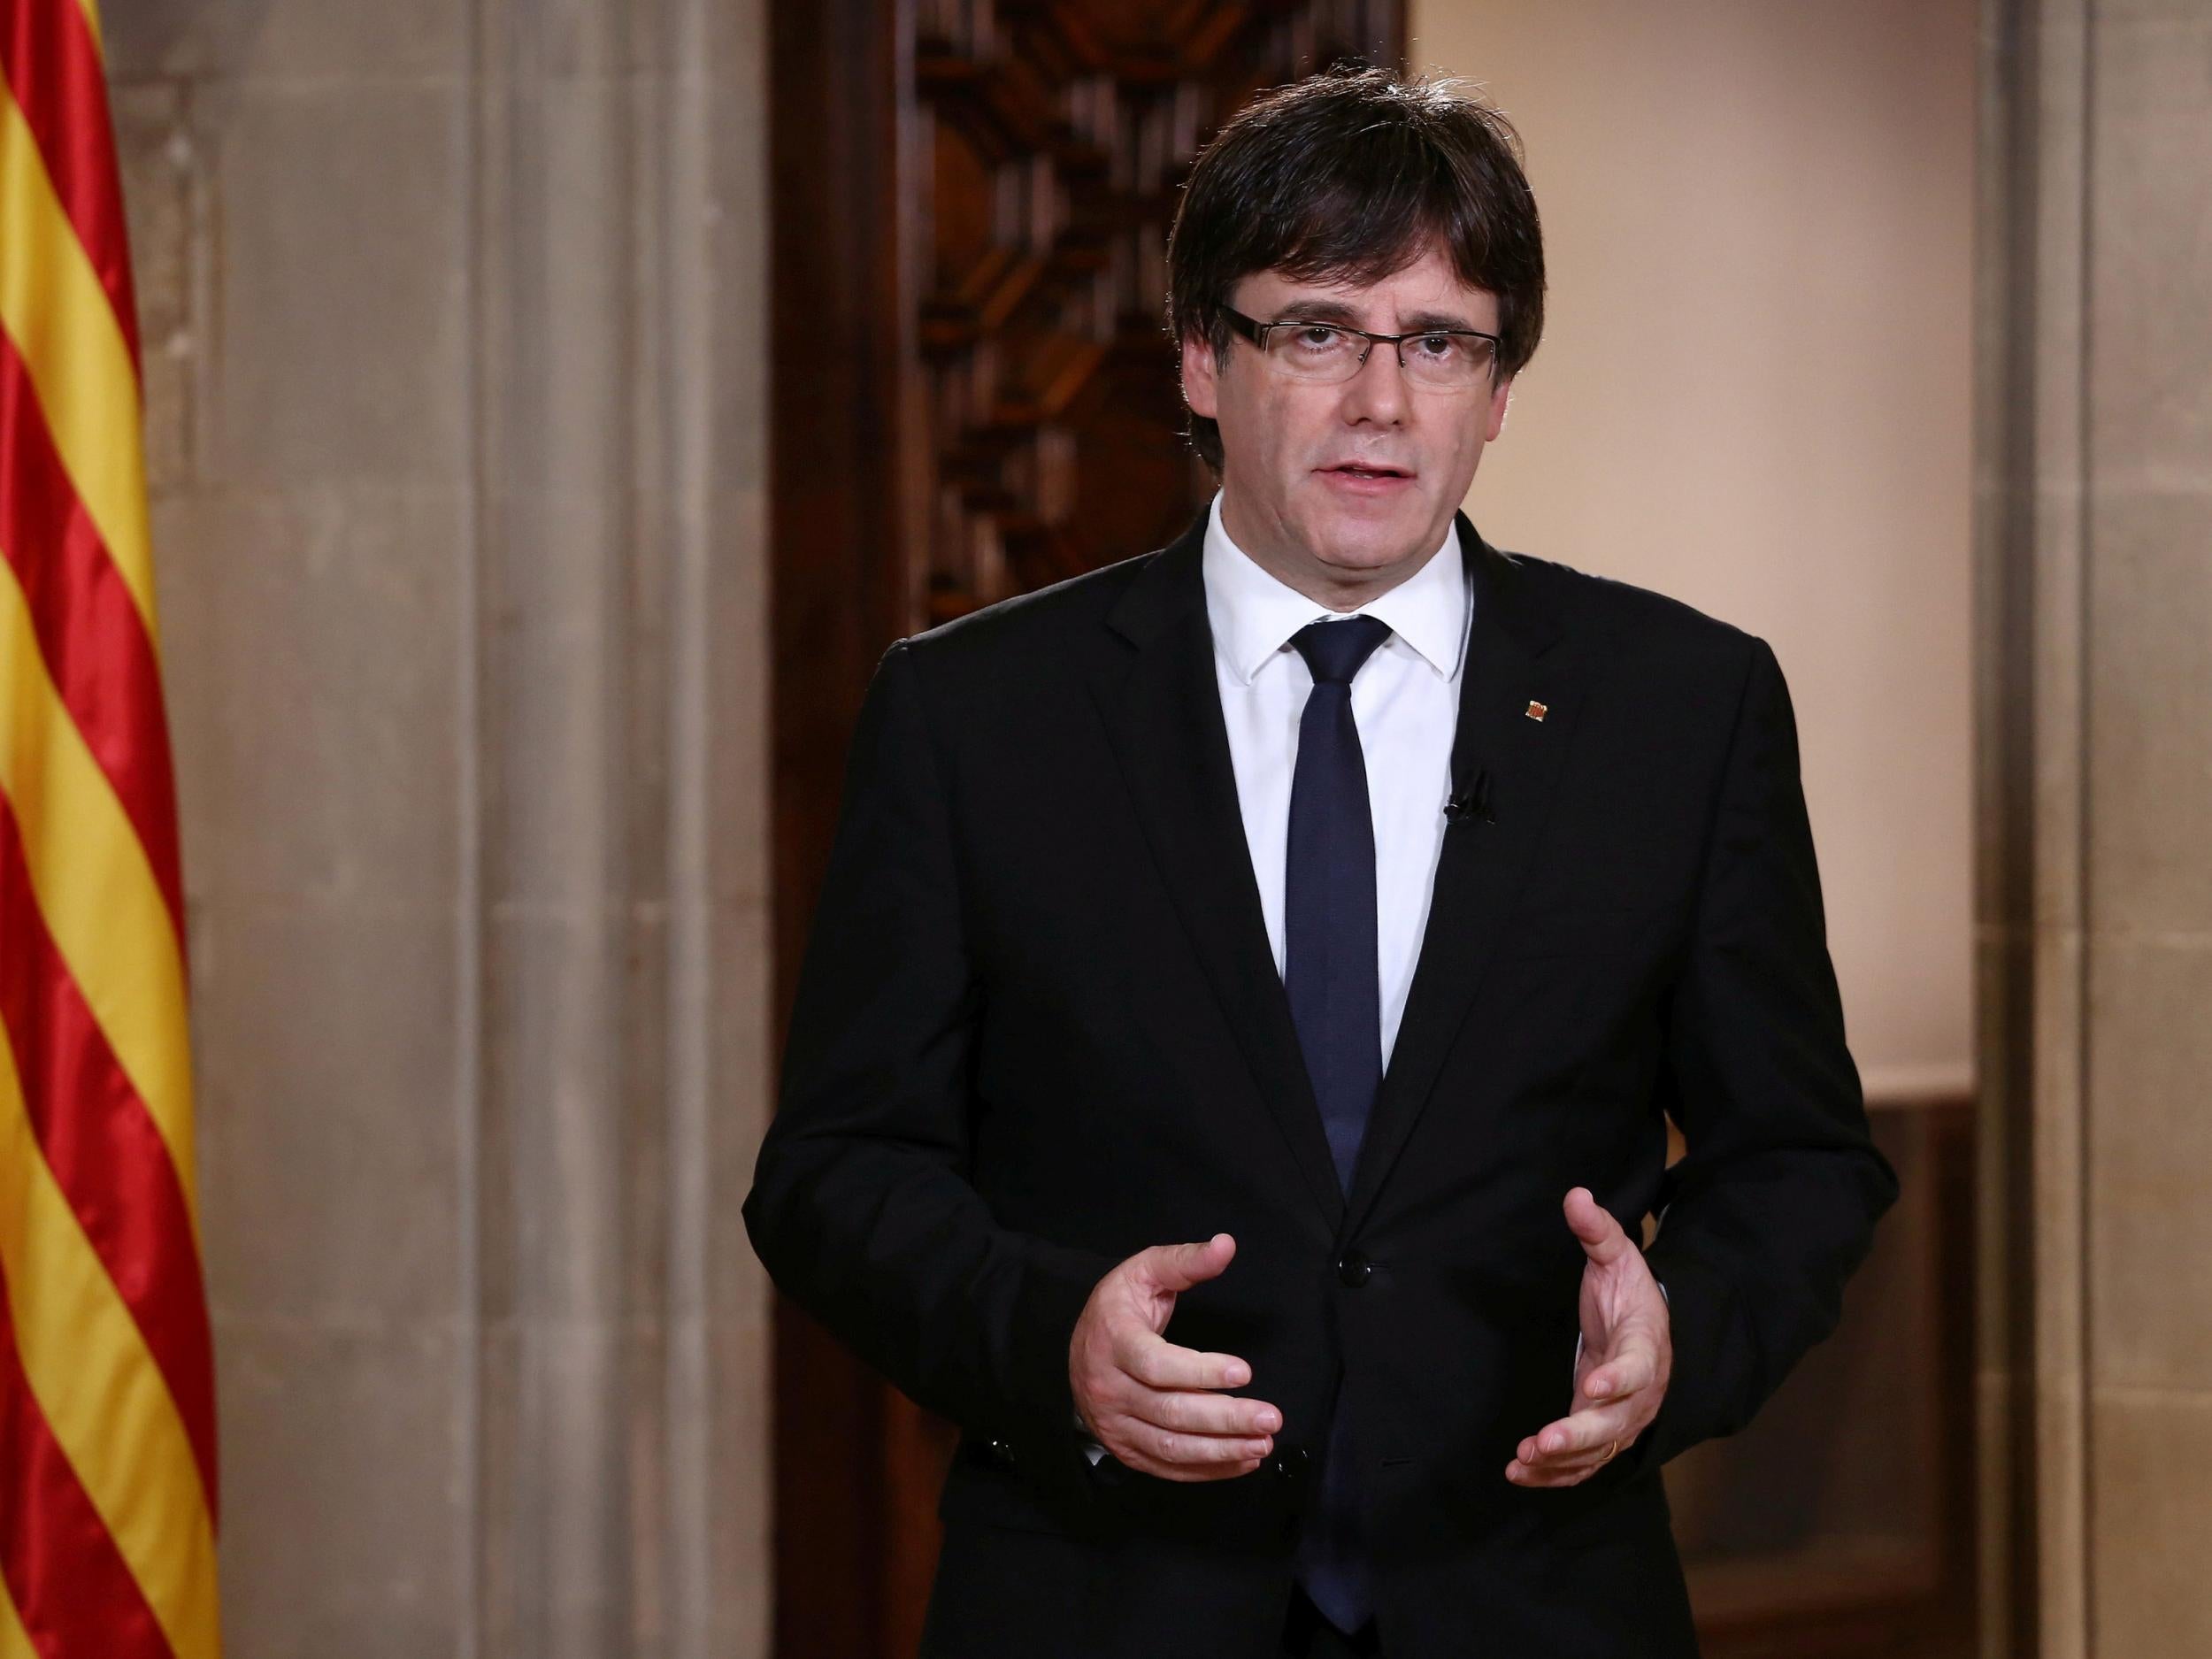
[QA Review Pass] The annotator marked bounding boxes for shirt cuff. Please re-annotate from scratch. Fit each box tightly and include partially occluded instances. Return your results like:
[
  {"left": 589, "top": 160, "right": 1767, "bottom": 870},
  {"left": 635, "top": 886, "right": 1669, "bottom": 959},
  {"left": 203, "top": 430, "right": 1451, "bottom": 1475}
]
[{"left": 1074, "top": 1409, "right": 1106, "bottom": 1466}]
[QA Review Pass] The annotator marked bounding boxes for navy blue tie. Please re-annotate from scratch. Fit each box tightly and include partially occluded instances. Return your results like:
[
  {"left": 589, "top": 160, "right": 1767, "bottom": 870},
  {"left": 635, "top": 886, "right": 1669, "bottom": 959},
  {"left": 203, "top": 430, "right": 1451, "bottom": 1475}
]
[{"left": 1284, "top": 613, "right": 1390, "bottom": 1635}]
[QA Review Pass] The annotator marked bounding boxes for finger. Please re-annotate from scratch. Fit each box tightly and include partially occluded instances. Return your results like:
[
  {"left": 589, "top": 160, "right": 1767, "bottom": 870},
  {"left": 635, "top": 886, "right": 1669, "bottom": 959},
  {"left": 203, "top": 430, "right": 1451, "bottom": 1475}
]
[
  {"left": 1117, "top": 1328, "right": 1252, "bottom": 1392},
  {"left": 1135, "top": 1233, "right": 1237, "bottom": 1294},
  {"left": 1514, "top": 1439, "right": 1619, "bottom": 1477},
  {"left": 1122, "top": 1421, "right": 1274, "bottom": 1470},
  {"left": 1516, "top": 1407, "right": 1631, "bottom": 1467},
  {"left": 1563, "top": 1187, "right": 1630, "bottom": 1266},
  {"left": 1122, "top": 1385, "right": 1282, "bottom": 1439},
  {"left": 1579, "top": 1341, "right": 1657, "bottom": 1404},
  {"left": 1517, "top": 1415, "right": 1617, "bottom": 1465},
  {"left": 1136, "top": 1448, "right": 1271, "bottom": 1485}
]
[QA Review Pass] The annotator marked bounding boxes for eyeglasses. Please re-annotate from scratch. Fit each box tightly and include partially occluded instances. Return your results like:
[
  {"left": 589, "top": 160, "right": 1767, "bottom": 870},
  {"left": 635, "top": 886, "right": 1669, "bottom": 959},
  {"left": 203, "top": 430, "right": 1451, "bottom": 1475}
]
[{"left": 1221, "top": 306, "right": 1501, "bottom": 390}]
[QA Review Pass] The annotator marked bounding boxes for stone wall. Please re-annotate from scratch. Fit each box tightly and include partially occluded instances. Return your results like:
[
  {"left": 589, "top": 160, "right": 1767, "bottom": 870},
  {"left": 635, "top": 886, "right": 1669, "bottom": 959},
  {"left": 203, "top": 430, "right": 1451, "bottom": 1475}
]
[
  {"left": 105, "top": 0, "right": 772, "bottom": 1653},
  {"left": 1976, "top": 1, "right": 2212, "bottom": 1655}
]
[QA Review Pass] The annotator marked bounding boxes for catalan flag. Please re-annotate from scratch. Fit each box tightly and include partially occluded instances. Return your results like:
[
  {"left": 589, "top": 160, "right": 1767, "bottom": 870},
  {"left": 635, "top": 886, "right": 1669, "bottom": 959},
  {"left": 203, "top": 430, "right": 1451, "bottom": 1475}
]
[{"left": 1, "top": 0, "right": 222, "bottom": 1655}]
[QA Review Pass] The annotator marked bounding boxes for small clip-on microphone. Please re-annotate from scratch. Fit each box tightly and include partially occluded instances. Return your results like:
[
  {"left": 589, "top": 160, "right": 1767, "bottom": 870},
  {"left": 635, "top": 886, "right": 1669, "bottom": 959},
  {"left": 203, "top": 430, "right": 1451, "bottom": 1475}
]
[{"left": 1444, "top": 769, "right": 1494, "bottom": 826}]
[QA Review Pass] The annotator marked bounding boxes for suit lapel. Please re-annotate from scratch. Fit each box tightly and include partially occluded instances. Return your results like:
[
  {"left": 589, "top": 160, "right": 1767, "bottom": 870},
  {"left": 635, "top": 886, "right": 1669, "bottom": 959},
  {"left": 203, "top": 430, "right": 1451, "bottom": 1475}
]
[
  {"left": 1086, "top": 520, "right": 1347, "bottom": 1230},
  {"left": 1342, "top": 516, "right": 1585, "bottom": 1236}
]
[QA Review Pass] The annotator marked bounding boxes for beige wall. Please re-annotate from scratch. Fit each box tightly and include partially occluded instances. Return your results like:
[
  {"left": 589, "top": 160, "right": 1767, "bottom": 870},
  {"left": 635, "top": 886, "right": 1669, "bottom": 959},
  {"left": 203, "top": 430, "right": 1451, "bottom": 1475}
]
[
  {"left": 107, "top": 0, "right": 774, "bottom": 1653},
  {"left": 1407, "top": 0, "right": 1979, "bottom": 1098}
]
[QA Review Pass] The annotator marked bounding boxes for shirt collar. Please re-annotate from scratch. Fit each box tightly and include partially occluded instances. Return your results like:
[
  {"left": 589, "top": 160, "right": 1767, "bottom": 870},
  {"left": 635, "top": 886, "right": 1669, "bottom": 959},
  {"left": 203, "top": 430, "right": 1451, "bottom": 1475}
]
[{"left": 1200, "top": 491, "right": 1467, "bottom": 686}]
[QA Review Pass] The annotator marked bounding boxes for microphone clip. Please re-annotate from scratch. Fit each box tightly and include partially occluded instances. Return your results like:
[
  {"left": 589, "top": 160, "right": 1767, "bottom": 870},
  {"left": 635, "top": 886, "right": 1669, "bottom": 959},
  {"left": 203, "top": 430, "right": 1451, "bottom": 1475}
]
[{"left": 1444, "top": 769, "right": 1494, "bottom": 826}]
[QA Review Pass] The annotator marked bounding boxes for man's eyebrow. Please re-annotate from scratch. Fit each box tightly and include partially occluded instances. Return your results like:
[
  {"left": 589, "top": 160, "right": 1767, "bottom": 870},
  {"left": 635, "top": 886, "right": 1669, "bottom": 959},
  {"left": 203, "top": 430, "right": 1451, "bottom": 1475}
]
[
  {"left": 1266, "top": 296, "right": 1364, "bottom": 325},
  {"left": 1263, "top": 296, "right": 1486, "bottom": 334},
  {"left": 1399, "top": 309, "right": 1483, "bottom": 334}
]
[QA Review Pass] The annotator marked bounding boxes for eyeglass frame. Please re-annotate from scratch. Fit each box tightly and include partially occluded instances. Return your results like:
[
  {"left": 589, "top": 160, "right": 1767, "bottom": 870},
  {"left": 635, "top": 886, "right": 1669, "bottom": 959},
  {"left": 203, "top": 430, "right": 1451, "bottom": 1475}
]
[{"left": 1218, "top": 305, "right": 1503, "bottom": 387}]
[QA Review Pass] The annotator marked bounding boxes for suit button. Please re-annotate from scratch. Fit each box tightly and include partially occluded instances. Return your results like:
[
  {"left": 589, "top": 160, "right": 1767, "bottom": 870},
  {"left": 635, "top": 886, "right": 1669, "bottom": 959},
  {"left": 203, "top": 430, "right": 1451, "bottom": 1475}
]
[
  {"left": 984, "top": 1437, "right": 1017, "bottom": 1471},
  {"left": 1267, "top": 1444, "right": 1310, "bottom": 1479},
  {"left": 1336, "top": 1250, "right": 1372, "bottom": 1288}
]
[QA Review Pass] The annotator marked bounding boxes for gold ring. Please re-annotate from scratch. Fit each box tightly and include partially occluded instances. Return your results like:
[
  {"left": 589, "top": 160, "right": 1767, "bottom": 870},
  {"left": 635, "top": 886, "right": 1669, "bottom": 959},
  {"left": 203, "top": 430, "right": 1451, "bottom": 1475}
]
[{"left": 1599, "top": 1440, "right": 1618, "bottom": 1463}]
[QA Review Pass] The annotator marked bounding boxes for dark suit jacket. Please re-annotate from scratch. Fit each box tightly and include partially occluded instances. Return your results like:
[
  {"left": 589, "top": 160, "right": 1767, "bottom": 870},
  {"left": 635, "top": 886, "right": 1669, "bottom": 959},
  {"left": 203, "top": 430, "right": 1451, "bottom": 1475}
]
[{"left": 743, "top": 511, "right": 1900, "bottom": 1658}]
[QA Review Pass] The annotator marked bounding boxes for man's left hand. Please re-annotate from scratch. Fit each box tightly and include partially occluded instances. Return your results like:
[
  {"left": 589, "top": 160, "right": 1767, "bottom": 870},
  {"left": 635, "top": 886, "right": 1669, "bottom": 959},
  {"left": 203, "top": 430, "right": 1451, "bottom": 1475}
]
[{"left": 1506, "top": 1187, "right": 1672, "bottom": 1488}]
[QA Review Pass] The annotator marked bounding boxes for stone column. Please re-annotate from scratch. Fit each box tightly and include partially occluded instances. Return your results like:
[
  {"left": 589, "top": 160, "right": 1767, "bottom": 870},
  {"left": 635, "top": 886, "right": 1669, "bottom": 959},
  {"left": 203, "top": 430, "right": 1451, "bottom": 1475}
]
[
  {"left": 1977, "top": 2, "right": 2212, "bottom": 1655},
  {"left": 110, "top": 0, "right": 772, "bottom": 1651}
]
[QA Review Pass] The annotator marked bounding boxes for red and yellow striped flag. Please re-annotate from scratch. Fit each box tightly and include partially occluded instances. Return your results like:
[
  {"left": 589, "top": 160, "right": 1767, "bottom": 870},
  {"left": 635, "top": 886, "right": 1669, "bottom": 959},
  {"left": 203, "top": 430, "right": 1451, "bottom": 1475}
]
[{"left": 1, "top": 1, "right": 222, "bottom": 1655}]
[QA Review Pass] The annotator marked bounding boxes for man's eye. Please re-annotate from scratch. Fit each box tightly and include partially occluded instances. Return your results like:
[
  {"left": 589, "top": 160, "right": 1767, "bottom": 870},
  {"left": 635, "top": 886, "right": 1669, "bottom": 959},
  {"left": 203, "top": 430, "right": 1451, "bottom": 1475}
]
[
  {"left": 1412, "top": 334, "right": 1459, "bottom": 358},
  {"left": 1293, "top": 326, "right": 1347, "bottom": 349}
]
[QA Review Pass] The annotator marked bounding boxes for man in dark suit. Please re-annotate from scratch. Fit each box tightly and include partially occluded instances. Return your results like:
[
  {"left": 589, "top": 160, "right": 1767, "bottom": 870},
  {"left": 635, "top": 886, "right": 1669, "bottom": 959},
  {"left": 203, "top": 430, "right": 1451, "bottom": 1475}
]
[{"left": 744, "top": 67, "right": 1898, "bottom": 1658}]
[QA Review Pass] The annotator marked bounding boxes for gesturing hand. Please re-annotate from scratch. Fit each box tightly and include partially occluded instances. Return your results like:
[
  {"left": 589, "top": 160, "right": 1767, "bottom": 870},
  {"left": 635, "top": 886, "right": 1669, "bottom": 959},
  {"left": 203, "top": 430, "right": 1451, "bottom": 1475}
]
[
  {"left": 1507, "top": 1188, "right": 1672, "bottom": 1488},
  {"left": 1069, "top": 1233, "right": 1281, "bottom": 1482}
]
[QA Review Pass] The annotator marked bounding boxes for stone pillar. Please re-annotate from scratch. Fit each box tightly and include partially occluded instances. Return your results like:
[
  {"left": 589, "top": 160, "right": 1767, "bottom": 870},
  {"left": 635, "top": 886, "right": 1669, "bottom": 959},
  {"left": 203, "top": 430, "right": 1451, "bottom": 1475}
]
[
  {"left": 1977, "top": 2, "right": 2212, "bottom": 1655},
  {"left": 109, "top": 0, "right": 772, "bottom": 1652}
]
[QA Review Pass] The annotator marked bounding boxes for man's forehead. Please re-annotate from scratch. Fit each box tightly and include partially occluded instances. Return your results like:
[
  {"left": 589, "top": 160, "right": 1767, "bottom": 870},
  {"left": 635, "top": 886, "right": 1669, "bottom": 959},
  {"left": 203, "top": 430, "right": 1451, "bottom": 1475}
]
[{"left": 1239, "top": 257, "right": 1496, "bottom": 325}]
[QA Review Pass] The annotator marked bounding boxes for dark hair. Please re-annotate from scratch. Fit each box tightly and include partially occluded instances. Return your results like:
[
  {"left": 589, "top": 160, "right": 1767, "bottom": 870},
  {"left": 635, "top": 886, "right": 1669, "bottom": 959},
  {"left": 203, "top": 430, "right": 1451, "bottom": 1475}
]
[{"left": 1166, "top": 67, "right": 1547, "bottom": 472}]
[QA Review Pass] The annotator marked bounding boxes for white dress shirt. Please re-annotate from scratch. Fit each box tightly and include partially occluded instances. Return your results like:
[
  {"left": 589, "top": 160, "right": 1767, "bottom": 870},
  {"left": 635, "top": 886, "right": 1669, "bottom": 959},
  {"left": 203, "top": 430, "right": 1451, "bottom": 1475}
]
[{"left": 1202, "top": 492, "right": 1470, "bottom": 1068}]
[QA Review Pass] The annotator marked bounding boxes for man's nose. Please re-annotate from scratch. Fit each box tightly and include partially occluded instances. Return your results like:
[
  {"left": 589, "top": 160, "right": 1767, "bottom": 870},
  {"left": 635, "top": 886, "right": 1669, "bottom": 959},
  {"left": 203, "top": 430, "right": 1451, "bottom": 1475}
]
[{"left": 1338, "top": 341, "right": 1409, "bottom": 424}]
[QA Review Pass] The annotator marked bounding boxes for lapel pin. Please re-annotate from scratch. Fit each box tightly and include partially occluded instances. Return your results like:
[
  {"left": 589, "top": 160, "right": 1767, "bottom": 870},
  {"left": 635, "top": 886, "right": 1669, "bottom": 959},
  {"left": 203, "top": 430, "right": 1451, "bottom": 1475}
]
[{"left": 1525, "top": 700, "right": 1548, "bottom": 722}]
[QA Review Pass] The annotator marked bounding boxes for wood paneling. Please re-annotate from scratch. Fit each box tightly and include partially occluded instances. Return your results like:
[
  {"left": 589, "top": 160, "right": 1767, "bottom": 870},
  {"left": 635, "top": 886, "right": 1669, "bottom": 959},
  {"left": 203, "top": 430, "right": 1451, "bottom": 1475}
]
[{"left": 1671, "top": 1097, "right": 1978, "bottom": 1658}]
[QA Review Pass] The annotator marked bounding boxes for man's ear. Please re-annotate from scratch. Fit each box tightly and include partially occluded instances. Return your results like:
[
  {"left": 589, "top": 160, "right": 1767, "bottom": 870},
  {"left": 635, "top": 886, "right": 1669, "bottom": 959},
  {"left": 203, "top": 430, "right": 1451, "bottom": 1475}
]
[
  {"left": 1485, "top": 372, "right": 1515, "bottom": 442},
  {"left": 1180, "top": 331, "right": 1220, "bottom": 419}
]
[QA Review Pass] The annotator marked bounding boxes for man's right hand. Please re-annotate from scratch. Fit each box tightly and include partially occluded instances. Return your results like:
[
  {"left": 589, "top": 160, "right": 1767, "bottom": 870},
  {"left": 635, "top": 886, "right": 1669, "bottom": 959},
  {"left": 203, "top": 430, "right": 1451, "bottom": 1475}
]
[{"left": 1068, "top": 1233, "right": 1280, "bottom": 1482}]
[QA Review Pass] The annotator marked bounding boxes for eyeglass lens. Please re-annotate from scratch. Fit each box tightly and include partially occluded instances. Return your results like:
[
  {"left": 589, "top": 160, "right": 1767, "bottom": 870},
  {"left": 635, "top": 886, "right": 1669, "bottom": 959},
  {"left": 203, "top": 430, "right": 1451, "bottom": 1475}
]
[{"left": 1262, "top": 324, "right": 1494, "bottom": 387}]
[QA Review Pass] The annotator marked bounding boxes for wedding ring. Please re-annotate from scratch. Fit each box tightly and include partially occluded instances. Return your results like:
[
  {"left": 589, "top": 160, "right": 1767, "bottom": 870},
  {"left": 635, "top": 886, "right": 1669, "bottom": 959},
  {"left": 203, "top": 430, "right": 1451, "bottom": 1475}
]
[{"left": 1598, "top": 1440, "right": 1618, "bottom": 1463}]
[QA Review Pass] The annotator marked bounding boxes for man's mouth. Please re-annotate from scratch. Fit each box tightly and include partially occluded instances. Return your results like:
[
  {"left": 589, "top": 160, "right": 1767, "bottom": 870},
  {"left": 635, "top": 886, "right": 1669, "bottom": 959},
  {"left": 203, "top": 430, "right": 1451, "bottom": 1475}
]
[{"left": 1318, "top": 461, "right": 1417, "bottom": 492}]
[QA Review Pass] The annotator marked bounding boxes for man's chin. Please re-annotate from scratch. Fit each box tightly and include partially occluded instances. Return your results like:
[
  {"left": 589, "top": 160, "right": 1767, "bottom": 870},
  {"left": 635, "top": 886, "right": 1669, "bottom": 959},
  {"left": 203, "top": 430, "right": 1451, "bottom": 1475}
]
[{"left": 1302, "top": 507, "right": 1442, "bottom": 578}]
